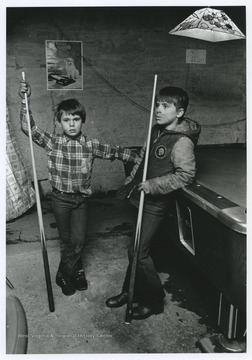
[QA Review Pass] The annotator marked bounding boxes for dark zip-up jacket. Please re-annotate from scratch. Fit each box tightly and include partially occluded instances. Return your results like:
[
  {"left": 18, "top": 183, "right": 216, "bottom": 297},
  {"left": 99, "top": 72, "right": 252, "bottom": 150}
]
[{"left": 122, "top": 118, "right": 201, "bottom": 212}]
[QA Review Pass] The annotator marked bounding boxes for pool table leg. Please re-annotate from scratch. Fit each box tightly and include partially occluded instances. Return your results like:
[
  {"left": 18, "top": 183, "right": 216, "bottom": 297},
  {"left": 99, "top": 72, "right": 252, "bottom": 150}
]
[
  {"left": 198, "top": 292, "right": 246, "bottom": 353},
  {"left": 198, "top": 334, "right": 246, "bottom": 353}
]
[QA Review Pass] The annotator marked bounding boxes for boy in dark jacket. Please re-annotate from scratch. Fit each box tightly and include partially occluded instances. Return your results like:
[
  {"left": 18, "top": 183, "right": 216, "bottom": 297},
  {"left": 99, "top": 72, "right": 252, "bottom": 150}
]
[{"left": 106, "top": 86, "right": 201, "bottom": 320}]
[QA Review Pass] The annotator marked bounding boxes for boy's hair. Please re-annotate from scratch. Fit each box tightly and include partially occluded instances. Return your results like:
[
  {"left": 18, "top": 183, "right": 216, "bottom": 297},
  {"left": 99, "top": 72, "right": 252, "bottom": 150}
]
[
  {"left": 55, "top": 99, "right": 86, "bottom": 123},
  {"left": 156, "top": 86, "right": 189, "bottom": 115}
]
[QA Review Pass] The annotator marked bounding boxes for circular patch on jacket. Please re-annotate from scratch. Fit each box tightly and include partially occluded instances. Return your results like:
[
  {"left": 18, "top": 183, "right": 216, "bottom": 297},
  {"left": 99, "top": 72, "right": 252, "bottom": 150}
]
[{"left": 155, "top": 145, "right": 166, "bottom": 159}]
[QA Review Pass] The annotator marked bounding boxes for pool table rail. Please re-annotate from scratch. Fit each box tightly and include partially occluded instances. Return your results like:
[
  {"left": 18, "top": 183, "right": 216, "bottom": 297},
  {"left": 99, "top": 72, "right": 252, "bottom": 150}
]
[{"left": 181, "top": 182, "right": 246, "bottom": 234}]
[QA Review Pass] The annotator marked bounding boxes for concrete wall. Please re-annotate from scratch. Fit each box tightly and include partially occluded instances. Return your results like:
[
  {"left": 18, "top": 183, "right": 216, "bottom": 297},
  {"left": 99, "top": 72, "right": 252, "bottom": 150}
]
[{"left": 6, "top": 7, "right": 246, "bottom": 195}]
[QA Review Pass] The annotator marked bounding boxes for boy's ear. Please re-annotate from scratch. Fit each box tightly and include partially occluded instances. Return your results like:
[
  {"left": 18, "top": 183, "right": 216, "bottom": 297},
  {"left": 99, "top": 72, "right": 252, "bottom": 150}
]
[
  {"left": 57, "top": 120, "right": 62, "bottom": 129},
  {"left": 177, "top": 108, "right": 185, "bottom": 119}
]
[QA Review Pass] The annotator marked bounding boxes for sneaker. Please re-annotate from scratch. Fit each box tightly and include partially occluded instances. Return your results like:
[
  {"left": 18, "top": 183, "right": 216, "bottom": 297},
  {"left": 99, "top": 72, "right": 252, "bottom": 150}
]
[
  {"left": 72, "top": 269, "right": 88, "bottom": 291},
  {"left": 56, "top": 272, "right": 76, "bottom": 296}
]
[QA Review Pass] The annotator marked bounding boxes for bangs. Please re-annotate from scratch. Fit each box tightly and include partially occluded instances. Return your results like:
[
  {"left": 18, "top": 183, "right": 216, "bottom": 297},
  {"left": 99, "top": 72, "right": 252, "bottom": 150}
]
[
  {"left": 155, "top": 94, "right": 178, "bottom": 105},
  {"left": 60, "top": 101, "right": 84, "bottom": 114},
  {"left": 58, "top": 108, "right": 84, "bottom": 121},
  {"left": 63, "top": 109, "right": 82, "bottom": 117}
]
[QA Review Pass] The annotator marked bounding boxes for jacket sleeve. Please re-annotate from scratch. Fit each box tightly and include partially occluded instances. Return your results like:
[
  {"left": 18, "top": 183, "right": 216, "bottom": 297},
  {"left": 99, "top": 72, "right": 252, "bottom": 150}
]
[{"left": 148, "top": 137, "right": 196, "bottom": 195}]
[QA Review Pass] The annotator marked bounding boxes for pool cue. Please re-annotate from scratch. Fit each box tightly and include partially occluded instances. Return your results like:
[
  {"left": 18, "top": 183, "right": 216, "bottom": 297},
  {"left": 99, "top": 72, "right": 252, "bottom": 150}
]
[
  {"left": 21, "top": 72, "right": 55, "bottom": 312},
  {"left": 125, "top": 74, "right": 157, "bottom": 324}
]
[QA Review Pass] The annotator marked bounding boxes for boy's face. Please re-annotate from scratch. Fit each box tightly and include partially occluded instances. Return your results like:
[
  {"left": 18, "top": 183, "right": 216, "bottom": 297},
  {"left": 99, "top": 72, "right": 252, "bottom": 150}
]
[
  {"left": 59, "top": 111, "right": 83, "bottom": 137},
  {"left": 155, "top": 101, "right": 184, "bottom": 129}
]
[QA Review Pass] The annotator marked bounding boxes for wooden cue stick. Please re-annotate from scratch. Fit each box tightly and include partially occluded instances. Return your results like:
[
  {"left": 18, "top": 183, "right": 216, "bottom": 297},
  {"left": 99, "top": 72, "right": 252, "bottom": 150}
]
[
  {"left": 125, "top": 74, "right": 158, "bottom": 324},
  {"left": 21, "top": 72, "right": 55, "bottom": 312}
]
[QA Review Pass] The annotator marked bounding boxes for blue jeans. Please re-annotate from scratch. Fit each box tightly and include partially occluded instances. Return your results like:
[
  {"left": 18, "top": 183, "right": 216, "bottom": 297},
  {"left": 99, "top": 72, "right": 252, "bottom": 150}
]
[
  {"left": 122, "top": 205, "right": 166, "bottom": 304},
  {"left": 52, "top": 189, "right": 88, "bottom": 277}
]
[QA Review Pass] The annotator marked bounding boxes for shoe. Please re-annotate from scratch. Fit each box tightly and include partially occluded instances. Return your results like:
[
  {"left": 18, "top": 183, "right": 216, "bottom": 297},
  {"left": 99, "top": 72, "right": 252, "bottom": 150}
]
[
  {"left": 105, "top": 292, "right": 128, "bottom": 308},
  {"left": 72, "top": 269, "right": 88, "bottom": 291},
  {"left": 56, "top": 273, "right": 76, "bottom": 296},
  {"left": 131, "top": 302, "right": 164, "bottom": 320}
]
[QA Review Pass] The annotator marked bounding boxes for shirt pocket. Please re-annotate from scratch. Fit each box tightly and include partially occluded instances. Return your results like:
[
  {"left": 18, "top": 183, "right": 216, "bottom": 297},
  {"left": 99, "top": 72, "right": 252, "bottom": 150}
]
[{"left": 81, "top": 158, "right": 91, "bottom": 174}]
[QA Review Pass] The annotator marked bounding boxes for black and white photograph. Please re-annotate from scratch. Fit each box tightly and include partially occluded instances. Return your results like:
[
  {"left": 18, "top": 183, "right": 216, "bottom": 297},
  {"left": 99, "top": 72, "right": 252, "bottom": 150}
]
[
  {"left": 46, "top": 40, "right": 83, "bottom": 90},
  {"left": 3, "top": 0, "right": 249, "bottom": 357}
]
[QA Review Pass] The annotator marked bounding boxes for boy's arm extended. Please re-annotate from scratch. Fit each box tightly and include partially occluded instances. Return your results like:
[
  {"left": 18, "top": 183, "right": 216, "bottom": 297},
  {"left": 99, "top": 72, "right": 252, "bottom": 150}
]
[
  {"left": 91, "top": 139, "right": 139, "bottom": 164},
  {"left": 144, "top": 137, "right": 196, "bottom": 195},
  {"left": 124, "top": 142, "right": 146, "bottom": 185},
  {"left": 20, "top": 100, "right": 52, "bottom": 150}
]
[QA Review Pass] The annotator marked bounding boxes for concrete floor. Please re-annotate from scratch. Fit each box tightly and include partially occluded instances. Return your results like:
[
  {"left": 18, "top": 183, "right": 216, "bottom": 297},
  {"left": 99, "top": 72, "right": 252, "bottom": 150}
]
[{"left": 6, "top": 196, "right": 221, "bottom": 354}]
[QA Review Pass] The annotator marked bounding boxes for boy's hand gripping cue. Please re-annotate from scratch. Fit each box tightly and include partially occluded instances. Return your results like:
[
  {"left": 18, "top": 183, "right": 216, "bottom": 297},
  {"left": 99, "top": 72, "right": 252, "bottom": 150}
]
[
  {"left": 125, "top": 74, "right": 157, "bottom": 324},
  {"left": 21, "top": 72, "right": 55, "bottom": 312}
]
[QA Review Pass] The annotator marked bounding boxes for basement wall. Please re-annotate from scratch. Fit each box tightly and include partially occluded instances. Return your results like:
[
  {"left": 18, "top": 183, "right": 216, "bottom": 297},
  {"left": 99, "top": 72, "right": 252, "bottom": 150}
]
[{"left": 6, "top": 7, "right": 246, "bottom": 195}]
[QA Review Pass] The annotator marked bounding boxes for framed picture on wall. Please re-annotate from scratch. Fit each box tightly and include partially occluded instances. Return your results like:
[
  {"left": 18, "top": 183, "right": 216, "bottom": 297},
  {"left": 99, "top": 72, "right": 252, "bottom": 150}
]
[{"left": 45, "top": 40, "right": 83, "bottom": 90}]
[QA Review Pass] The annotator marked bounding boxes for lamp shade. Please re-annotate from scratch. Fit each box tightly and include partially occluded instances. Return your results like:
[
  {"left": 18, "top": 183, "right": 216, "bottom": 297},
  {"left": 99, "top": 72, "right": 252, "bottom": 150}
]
[{"left": 169, "top": 7, "right": 245, "bottom": 42}]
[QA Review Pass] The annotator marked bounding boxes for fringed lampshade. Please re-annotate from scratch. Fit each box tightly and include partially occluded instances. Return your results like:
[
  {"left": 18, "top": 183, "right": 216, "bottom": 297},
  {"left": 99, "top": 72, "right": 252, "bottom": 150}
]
[{"left": 169, "top": 7, "right": 245, "bottom": 42}]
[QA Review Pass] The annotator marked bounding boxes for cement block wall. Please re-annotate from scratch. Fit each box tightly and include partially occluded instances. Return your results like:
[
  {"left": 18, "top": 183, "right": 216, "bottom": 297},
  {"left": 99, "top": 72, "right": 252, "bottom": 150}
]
[{"left": 6, "top": 7, "right": 246, "bottom": 195}]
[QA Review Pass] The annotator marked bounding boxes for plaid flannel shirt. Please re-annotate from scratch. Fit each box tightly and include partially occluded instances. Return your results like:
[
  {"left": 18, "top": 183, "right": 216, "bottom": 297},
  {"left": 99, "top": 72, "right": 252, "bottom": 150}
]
[{"left": 20, "top": 104, "right": 139, "bottom": 195}]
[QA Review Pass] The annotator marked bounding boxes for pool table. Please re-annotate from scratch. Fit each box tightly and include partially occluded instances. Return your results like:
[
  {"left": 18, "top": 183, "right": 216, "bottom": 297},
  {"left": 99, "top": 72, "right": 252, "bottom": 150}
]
[{"left": 169, "top": 145, "right": 246, "bottom": 351}]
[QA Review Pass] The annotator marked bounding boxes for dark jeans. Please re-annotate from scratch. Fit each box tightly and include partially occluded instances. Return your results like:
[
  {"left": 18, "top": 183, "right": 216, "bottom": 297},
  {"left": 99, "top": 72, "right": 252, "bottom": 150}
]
[
  {"left": 122, "top": 205, "right": 166, "bottom": 304},
  {"left": 52, "top": 189, "right": 88, "bottom": 277}
]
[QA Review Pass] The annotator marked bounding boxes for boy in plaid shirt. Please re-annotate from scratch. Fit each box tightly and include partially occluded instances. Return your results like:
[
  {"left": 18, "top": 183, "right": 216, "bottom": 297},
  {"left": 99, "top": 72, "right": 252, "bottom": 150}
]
[{"left": 19, "top": 80, "right": 139, "bottom": 296}]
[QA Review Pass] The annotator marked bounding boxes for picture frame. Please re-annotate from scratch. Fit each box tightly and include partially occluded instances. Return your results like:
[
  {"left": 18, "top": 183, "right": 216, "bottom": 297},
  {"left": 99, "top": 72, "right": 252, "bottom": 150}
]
[{"left": 45, "top": 40, "right": 83, "bottom": 90}]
